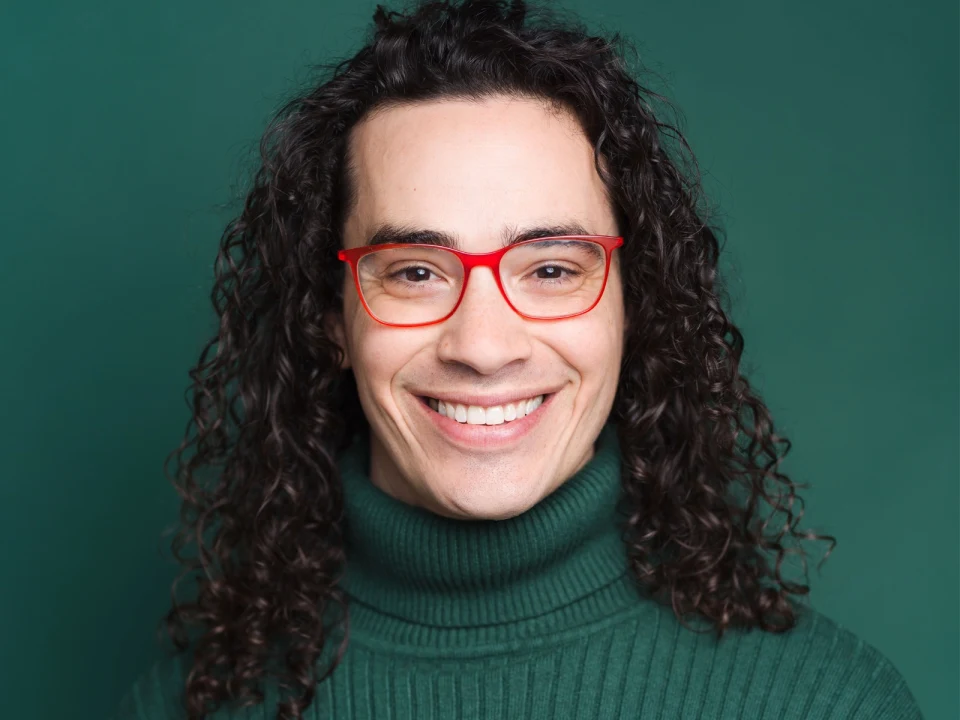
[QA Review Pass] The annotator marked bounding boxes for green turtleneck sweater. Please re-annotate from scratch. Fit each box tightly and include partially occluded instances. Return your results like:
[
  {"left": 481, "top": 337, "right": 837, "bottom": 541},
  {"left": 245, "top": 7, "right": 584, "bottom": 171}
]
[{"left": 111, "top": 425, "right": 922, "bottom": 719}]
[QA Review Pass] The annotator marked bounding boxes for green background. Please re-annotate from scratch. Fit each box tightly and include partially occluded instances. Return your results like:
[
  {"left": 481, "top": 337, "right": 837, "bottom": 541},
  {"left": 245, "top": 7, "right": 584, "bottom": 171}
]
[{"left": 1, "top": 1, "right": 956, "bottom": 718}]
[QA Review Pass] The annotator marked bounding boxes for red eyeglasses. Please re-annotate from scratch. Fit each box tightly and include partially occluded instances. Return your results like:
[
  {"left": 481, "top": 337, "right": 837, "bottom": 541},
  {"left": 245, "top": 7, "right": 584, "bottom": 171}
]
[{"left": 337, "top": 234, "right": 623, "bottom": 327}]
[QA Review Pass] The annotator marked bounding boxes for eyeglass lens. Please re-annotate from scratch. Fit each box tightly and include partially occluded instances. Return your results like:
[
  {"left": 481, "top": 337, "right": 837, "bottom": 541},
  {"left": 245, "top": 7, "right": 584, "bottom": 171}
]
[{"left": 355, "top": 239, "right": 608, "bottom": 325}]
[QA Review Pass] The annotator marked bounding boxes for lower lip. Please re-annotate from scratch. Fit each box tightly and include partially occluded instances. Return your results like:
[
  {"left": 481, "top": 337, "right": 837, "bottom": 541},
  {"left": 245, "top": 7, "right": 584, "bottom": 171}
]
[{"left": 417, "top": 393, "right": 553, "bottom": 450}]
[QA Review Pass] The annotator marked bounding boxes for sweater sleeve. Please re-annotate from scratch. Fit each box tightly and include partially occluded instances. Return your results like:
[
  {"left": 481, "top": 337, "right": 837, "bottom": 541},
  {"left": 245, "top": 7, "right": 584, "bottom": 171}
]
[
  {"left": 850, "top": 654, "right": 924, "bottom": 720},
  {"left": 108, "top": 653, "right": 188, "bottom": 720},
  {"left": 776, "top": 604, "right": 925, "bottom": 720}
]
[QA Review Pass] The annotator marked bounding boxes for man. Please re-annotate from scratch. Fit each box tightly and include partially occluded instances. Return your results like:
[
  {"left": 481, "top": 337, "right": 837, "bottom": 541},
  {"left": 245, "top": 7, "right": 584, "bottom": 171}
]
[{"left": 112, "top": 1, "right": 922, "bottom": 718}]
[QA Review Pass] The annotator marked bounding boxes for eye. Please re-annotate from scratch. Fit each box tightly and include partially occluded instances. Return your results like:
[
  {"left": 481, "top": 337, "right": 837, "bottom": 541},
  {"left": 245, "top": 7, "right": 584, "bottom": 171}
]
[
  {"left": 397, "top": 266, "right": 434, "bottom": 282},
  {"left": 534, "top": 265, "right": 572, "bottom": 280},
  {"left": 537, "top": 265, "right": 563, "bottom": 280}
]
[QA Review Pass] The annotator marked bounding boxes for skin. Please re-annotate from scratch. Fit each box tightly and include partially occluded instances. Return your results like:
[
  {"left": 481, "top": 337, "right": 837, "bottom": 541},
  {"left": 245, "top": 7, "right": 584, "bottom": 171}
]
[{"left": 334, "top": 95, "right": 625, "bottom": 521}]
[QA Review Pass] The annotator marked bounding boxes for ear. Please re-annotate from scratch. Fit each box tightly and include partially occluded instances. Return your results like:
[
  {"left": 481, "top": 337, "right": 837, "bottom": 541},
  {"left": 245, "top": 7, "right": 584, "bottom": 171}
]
[{"left": 325, "top": 311, "right": 352, "bottom": 370}]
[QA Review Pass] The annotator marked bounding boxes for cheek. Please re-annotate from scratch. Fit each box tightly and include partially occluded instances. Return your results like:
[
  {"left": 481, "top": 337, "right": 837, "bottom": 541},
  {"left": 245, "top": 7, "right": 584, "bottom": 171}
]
[
  {"left": 345, "top": 310, "right": 435, "bottom": 401},
  {"left": 542, "top": 307, "right": 623, "bottom": 388},
  {"left": 350, "top": 326, "right": 399, "bottom": 387},
  {"left": 569, "top": 283, "right": 625, "bottom": 392}
]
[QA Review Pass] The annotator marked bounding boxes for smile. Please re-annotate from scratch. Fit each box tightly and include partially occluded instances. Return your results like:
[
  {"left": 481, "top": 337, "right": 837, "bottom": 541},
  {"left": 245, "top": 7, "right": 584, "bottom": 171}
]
[{"left": 420, "top": 394, "right": 547, "bottom": 425}]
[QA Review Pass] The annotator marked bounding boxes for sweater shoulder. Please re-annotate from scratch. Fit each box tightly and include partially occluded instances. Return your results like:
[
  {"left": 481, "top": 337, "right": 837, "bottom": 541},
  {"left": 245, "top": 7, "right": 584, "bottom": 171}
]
[
  {"left": 709, "top": 603, "right": 923, "bottom": 719},
  {"left": 108, "top": 647, "right": 299, "bottom": 720},
  {"left": 108, "top": 650, "right": 190, "bottom": 720}
]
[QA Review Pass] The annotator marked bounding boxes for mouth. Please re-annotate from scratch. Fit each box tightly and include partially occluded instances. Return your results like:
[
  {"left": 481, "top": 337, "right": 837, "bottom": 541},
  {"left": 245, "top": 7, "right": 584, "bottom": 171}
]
[{"left": 418, "top": 393, "right": 550, "bottom": 426}]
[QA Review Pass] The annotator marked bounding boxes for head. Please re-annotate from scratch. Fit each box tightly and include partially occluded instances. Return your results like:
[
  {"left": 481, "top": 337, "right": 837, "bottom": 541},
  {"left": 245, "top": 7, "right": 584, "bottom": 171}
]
[
  {"left": 162, "top": 2, "right": 834, "bottom": 718},
  {"left": 335, "top": 95, "right": 624, "bottom": 521}
]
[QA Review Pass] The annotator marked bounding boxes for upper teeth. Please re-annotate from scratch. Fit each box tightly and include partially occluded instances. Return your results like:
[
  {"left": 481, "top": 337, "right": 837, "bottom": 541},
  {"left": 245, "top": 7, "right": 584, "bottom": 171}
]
[{"left": 428, "top": 395, "right": 544, "bottom": 425}]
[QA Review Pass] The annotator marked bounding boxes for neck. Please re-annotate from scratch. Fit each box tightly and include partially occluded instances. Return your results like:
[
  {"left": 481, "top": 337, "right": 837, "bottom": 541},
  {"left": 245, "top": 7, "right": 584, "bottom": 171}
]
[{"left": 336, "top": 424, "right": 645, "bottom": 647}]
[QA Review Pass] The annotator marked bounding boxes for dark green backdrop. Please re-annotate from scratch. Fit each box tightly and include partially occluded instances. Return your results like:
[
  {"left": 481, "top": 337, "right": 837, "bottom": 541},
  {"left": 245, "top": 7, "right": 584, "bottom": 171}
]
[{"left": 1, "top": 1, "right": 956, "bottom": 718}]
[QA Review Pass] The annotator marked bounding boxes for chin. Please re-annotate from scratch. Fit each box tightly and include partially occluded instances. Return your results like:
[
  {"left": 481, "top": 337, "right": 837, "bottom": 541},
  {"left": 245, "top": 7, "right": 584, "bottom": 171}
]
[{"left": 429, "top": 470, "right": 545, "bottom": 521}]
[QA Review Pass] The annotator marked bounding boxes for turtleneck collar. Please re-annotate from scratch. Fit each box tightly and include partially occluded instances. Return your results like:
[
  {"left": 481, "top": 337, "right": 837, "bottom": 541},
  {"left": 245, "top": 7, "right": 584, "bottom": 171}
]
[{"left": 337, "top": 424, "right": 645, "bottom": 648}]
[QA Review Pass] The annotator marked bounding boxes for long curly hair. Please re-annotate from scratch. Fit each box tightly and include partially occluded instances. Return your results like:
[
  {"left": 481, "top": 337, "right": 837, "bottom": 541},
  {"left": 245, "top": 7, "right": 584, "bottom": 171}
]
[{"left": 159, "top": 0, "right": 836, "bottom": 717}]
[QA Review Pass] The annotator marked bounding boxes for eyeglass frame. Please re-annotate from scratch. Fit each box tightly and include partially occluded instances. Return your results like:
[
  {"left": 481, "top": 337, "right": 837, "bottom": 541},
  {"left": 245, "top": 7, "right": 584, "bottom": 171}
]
[{"left": 337, "top": 234, "right": 624, "bottom": 328}]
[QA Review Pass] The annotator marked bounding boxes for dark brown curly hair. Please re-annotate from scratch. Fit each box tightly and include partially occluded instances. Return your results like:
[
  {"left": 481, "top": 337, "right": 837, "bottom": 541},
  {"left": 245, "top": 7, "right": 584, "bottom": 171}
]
[{"left": 159, "top": 0, "right": 836, "bottom": 717}]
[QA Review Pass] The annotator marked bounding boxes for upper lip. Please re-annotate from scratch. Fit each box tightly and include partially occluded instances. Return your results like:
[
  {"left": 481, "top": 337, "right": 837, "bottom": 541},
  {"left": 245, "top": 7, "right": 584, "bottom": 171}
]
[{"left": 415, "top": 389, "right": 557, "bottom": 407}]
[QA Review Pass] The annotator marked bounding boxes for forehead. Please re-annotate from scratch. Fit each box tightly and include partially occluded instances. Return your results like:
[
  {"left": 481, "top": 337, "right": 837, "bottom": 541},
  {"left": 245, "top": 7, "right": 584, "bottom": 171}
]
[{"left": 342, "top": 96, "right": 616, "bottom": 249}]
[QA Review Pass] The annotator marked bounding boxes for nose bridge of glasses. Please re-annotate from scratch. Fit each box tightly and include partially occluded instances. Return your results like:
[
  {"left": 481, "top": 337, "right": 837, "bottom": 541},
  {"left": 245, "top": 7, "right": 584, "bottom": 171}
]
[{"left": 459, "top": 263, "right": 510, "bottom": 310}]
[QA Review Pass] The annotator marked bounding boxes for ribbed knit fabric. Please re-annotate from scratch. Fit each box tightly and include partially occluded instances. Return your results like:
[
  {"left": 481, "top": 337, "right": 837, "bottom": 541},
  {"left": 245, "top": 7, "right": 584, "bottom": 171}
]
[{"left": 111, "top": 425, "right": 923, "bottom": 719}]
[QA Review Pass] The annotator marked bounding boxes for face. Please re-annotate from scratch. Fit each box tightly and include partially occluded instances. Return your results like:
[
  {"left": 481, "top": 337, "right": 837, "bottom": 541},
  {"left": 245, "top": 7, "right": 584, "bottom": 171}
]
[{"left": 336, "top": 95, "right": 624, "bottom": 521}]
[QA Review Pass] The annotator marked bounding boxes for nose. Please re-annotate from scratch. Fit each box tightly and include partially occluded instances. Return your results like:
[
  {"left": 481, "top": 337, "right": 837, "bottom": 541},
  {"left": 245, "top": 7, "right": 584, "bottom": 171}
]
[{"left": 435, "top": 267, "right": 533, "bottom": 375}]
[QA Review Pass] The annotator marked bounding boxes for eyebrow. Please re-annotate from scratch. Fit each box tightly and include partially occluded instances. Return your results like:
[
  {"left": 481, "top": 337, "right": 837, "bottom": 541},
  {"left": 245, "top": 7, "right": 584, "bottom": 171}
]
[{"left": 365, "top": 221, "right": 593, "bottom": 249}]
